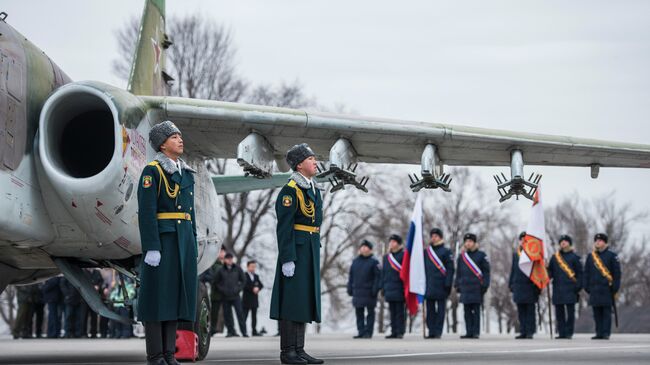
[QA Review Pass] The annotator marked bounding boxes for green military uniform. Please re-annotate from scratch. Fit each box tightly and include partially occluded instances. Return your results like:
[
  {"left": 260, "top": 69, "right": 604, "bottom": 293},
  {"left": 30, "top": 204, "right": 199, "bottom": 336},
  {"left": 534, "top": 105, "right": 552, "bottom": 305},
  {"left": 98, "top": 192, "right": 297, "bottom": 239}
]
[
  {"left": 137, "top": 152, "right": 198, "bottom": 322},
  {"left": 270, "top": 173, "right": 323, "bottom": 323}
]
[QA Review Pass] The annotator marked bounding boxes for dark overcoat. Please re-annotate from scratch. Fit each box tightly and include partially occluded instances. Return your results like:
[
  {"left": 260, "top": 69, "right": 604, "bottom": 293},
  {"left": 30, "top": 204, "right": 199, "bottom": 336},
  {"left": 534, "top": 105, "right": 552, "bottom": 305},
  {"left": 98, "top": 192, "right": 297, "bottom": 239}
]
[
  {"left": 548, "top": 250, "right": 582, "bottom": 305},
  {"left": 347, "top": 255, "right": 381, "bottom": 308},
  {"left": 509, "top": 252, "right": 541, "bottom": 304},
  {"left": 137, "top": 159, "right": 198, "bottom": 322},
  {"left": 584, "top": 248, "right": 621, "bottom": 307},
  {"left": 381, "top": 249, "right": 405, "bottom": 302},
  {"left": 59, "top": 278, "right": 81, "bottom": 305},
  {"left": 424, "top": 244, "right": 455, "bottom": 300},
  {"left": 270, "top": 178, "right": 323, "bottom": 323},
  {"left": 454, "top": 250, "right": 490, "bottom": 304},
  {"left": 215, "top": 264, "right": 245, "bottom": 301},
  {"left": 42, "top": 277, "right": 62, "bottom": 304}
]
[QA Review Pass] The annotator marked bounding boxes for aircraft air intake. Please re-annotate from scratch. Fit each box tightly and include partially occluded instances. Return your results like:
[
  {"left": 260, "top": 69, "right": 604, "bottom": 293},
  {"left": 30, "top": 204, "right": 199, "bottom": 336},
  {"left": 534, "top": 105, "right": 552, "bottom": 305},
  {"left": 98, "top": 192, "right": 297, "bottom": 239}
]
[
  {"left": 40, "top": 88, "right": 116, "bottom": 178},
  {"left": 36, "top": 81, "right": 149, "bottom": 256}
]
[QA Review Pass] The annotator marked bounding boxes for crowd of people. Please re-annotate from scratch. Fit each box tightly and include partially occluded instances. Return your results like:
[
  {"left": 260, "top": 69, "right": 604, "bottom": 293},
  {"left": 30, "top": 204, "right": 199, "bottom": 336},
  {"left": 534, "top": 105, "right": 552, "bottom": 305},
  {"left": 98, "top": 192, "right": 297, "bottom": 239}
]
[
  {"left": 347, "top": 229, "right": 621, "bottom": 340},
  {"left": 10, "top": 229, "right": 620, "bottom": 343},
  {"left": 10, "top": 248, "right": 266, "bottom": 341},
  {"left": 200, "top": 247, "right": 265, "bottom": 338},
  {"left": 11, "top": 269, "right": 135, "bottom": 339}
]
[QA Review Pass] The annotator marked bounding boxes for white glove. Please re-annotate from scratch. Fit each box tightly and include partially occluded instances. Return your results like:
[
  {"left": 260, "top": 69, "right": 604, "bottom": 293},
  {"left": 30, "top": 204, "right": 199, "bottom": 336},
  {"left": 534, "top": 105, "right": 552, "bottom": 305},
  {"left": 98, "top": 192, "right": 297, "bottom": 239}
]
[
  {"left": 282, "top": 261, "right": 295, "bottom": 277},
  {"left": 144, "top": 250, "right": 161, "bottom": 267}
]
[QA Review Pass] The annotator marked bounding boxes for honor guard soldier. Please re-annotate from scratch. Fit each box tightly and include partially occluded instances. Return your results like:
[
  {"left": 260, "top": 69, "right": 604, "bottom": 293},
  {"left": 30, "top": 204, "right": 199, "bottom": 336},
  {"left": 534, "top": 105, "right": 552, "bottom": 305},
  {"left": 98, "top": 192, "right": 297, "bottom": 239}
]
[
  {"left": 548, "top": 234, "right": 582, "bottom": 339},
  {"left": 270, "top": 143, "right": 324, "bottom": 365},
  {"left": 381, "top": 234, "right": 406, "bottom": 339},
  {"left": 347, "top": 240, "right": 381, "bottom": 339},
  {"left": 423, "top": 228, "right": 455, "bottom": 339},
  {"left": 584, "top": 233, "right": 621, "bottom": 340},
  {"left": 138, "top": 120, "right": 198, "bottom": 365},
  {"left": 509, "top": 231, "right": 541, "bottom": 339},
  {"left": 455, "top": 233, "right": 490, "bottom": 339}
]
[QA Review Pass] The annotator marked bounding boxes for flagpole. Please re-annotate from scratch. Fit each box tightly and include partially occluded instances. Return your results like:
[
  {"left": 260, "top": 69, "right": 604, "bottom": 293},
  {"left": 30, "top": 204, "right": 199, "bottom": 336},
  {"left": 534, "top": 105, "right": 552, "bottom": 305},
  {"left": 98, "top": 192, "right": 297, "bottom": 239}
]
[
  {"left": 546, "top": 284, "right": 553, "bottom": 339},
  {"left": 546, "top": 249, "right": 554, "bottom": 339}
]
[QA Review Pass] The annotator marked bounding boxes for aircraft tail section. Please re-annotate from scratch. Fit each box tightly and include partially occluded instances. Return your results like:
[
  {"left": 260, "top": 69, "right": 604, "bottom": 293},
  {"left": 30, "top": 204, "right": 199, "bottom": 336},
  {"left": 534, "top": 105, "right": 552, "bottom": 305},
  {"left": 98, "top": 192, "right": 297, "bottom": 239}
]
[{"left": 127, "top": 0, "right": 170, "bottom": 96}]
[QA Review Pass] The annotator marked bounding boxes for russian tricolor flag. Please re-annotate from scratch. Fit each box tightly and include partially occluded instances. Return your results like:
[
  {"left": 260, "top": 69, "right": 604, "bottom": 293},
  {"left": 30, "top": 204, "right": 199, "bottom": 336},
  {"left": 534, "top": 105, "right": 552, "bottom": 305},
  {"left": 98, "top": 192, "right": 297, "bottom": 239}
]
[{"left": 400, "top": 193, "right": 426, "bottom": 316}]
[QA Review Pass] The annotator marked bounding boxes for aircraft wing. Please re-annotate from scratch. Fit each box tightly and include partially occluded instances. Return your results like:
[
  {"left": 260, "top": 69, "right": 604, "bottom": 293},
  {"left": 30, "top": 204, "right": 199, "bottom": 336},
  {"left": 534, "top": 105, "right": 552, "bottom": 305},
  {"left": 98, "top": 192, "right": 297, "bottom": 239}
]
[{"left": 141, "top": 95, "right": 650, "bottom": 169}]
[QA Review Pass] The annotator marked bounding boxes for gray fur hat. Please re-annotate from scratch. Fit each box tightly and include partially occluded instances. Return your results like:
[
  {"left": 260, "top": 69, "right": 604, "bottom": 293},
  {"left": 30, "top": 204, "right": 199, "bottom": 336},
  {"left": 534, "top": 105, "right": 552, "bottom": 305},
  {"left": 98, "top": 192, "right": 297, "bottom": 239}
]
[
  {"left": 286, "top": 143, "right": 315, "bottom": 170},
  {"left": 149, "top": 120, "right": 181, "bottom": 151}
]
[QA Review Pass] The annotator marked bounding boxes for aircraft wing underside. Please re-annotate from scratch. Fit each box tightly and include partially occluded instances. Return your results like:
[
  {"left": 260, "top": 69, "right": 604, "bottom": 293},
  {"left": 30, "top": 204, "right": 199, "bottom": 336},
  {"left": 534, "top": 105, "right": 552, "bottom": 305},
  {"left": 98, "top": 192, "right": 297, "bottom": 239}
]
[
  {"left": 142, "top": 96, "right": 650, "bottom": 167},
  {"left": 141, "top": 95, "right": 650, "bottom": 198}
]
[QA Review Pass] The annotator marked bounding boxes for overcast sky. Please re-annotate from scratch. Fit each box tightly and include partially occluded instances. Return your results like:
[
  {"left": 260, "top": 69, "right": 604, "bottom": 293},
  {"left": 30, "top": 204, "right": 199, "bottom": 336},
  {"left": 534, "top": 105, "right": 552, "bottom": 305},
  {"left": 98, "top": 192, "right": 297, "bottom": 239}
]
[{"left": 4, "top": 0, "right": 650, "bottom": 238}]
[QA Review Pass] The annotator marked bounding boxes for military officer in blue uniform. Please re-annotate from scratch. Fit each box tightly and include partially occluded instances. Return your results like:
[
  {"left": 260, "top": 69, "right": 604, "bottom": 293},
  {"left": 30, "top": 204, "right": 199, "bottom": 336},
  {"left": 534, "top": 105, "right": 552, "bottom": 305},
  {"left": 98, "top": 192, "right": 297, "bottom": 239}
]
[
  {"left": 584, "top": 233, "right": 621, "bottom": 340},
  {"left": 381, "top": 234, "right": 406, "bottom": 339},
  {"left": 138, "top": 121, "right": 197, "bottom": 365},
  {"left": 454, "top": 233, "right": 490, "bottom": 339},
  {"left": 347, "top": 240, "right": 381, "bottom": 339},
  {"left": 270, "top": 143, "right": 324, "bottom": 365},
  {"left": 548, "top": 234, "right": 582, "bottom": 339},
  {"left": 423, "top": 228, "right": 454, "bottom": 339},
  {"left": 509, "top": 231, "right": 541, "bottom": 339}
]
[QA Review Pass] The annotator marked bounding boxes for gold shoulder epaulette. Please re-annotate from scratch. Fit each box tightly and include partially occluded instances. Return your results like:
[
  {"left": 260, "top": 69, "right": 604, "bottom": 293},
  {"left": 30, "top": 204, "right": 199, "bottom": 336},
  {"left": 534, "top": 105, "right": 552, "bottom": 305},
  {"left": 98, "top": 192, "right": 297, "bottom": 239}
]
[
  {"left": 148, "top": 160, "right": 179, "bottom": 199},
  {"left": 286, "top": 179, "right": 314, "bottom": 223}
]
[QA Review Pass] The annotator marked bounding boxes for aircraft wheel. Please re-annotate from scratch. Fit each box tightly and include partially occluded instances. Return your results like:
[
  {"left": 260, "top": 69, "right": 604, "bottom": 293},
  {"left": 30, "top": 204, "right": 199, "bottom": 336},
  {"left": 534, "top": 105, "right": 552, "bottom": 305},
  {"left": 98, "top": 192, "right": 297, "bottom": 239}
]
[{"left": 178, "top": 282, "right": 211, "bottom": 361}]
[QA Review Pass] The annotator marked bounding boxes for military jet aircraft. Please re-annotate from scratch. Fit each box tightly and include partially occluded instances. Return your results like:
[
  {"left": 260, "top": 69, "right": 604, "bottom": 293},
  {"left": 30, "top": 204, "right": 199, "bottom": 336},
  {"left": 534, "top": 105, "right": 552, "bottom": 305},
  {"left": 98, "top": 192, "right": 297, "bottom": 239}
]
[{"left": 1, "top": 0, "right": 649, "bottom": 359}]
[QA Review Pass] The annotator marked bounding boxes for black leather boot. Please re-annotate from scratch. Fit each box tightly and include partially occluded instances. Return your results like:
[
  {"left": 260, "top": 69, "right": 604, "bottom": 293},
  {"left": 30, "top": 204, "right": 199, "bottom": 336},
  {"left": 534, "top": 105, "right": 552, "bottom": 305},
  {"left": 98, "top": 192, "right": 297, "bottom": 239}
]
[
  {"left": 295, "top": 322, "right": 323, "bottom": 364},
  {"left": 162, "top": 321, "right": 180, "bottom": 365},
  {"left": 145, "top": 322, "right": 165, "bottom": 365},
  {"left": 280, "top": 320, "right": 307, "bottom": 364},
  {"left": 146, "top": 354, "right": 167, "bottom": 365}
]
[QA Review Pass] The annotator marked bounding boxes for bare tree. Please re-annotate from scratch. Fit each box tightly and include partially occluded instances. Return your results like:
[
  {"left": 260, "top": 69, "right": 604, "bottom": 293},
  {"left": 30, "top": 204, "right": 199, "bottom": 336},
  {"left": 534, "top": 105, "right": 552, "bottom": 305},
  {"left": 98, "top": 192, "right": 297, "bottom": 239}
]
[{"left": 113, "top": 15, "right": 247, "bottom": 100}]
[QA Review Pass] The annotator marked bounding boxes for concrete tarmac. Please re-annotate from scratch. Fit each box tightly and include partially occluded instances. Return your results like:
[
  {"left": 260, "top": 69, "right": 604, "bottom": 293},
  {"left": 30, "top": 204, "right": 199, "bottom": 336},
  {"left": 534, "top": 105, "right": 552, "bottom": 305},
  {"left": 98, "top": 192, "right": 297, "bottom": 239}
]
[{"left": 0, "top": 333, "right": 649, "bottom": 365}]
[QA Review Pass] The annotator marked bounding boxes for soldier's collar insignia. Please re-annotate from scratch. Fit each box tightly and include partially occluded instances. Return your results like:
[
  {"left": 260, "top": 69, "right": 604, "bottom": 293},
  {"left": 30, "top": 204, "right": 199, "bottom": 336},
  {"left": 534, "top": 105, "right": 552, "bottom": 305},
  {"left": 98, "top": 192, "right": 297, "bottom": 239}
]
[
  {"left": 282, "top": 195, "right": 293, "bottom": 207},
  {"left": 143, "top": 175, "right": 153, "bottom": 188}
]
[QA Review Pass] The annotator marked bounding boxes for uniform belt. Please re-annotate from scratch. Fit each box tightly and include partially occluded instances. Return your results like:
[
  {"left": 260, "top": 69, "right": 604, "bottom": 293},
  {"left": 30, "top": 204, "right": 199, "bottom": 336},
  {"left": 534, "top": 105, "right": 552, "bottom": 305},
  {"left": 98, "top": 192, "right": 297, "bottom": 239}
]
[
  {"left": 293, "top": 224, "right": 319, "bottom": 233},
  {"left": 156, "top": 212, "right": 192, "bottom": 221}
]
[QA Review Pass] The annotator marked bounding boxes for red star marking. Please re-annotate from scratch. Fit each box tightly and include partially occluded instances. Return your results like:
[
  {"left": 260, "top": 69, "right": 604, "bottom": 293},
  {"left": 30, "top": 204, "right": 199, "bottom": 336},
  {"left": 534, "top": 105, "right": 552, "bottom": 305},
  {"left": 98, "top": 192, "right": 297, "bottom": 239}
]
[{"left": 151, "top": 37, "right": 161, "bottom": 73}]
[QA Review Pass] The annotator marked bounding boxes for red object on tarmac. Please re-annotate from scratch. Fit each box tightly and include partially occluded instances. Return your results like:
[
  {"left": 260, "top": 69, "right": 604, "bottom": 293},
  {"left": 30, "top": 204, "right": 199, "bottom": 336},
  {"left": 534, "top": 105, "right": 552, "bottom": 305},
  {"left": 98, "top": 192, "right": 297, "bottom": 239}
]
[{"left": 175, "top": 329, "right": 198, "bottom": 361}]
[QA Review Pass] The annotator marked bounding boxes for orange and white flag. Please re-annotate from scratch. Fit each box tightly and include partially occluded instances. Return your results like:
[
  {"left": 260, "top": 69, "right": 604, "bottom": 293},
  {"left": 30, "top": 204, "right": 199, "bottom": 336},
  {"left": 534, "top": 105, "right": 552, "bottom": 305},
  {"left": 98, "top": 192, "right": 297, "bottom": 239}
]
[{"left": 519, "top": 186, "right": 550, "bottom": 289}]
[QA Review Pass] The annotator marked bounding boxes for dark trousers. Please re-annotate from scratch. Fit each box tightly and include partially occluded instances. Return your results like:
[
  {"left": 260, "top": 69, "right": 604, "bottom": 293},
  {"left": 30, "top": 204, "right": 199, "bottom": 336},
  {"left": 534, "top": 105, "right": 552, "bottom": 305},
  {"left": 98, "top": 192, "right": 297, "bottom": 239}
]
[
  {"left": 13, "top": 302, "right": 33, "bottom": 338},
  {"left": 46, "top": 302, "right": 63, "bottom": 338},
  {"left": 388, "top": 301, "right": 405, "bottom": 335},
  {"left": 87, "top": 308, "right": 99, "bottom": 337},
  {"left": 210, "top": 299, "right": 222, "bottom": 334},
  {"left": 33, "top": 303, "right": 44, "bottom": 337},
  {"left": 355, "top": 305, "right": 375, "bottom": 337},
  {"left": 111, "top": 307, "right": 132, "bottom": 338},
  {"left": 517, "top": 303, "right": 536, "bottom": 336},
  {"left": 63, "top": 303, "right": 82, "bottom": 337},
  {"left": 555, "top": 304, "right": 575, "bottom": 338},
  {"left": 426, "top": 299, "right": 446, "bottom": 337},
  {"left": 592, "top": 305, "right": 612, "bottom": 338},
  {"left": 99, "top": 314, "right": 109, "bottom": 338},
  {"left": 145, "top": 321, "right": 177, "bottom": 360},
  {"left": 79, "top": 302, "right": 89, "bottom": 338},
  {"left": 223, "top": 297, "right": 247, "bottom": 336},
  {"left": 463, "top": 303, "right": 480, "bottom": 337},
  {"left": 243, "top": 307, "right": 258, "bottom": 334}
]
